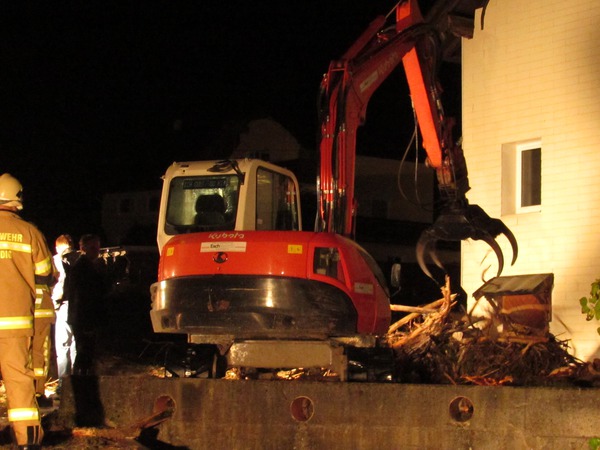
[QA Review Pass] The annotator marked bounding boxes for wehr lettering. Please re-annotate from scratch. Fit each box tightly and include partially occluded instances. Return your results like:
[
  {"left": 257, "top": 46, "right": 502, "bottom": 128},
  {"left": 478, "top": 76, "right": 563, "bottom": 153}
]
[{"left": 0, "top": 232, "right": 23, "bottom": 242}]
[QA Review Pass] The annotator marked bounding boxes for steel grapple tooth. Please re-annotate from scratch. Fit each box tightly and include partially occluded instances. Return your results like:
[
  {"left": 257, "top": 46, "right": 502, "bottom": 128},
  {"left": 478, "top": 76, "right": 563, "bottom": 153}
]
[
  {"left": 466, "top": 204, "right": 518, "bottom": 266},
  {"left": 416, "top": 231, "right": 437, "bottom": 282},
  {"left": 481, "top": 233, "right": 505, "bottom": 277}
]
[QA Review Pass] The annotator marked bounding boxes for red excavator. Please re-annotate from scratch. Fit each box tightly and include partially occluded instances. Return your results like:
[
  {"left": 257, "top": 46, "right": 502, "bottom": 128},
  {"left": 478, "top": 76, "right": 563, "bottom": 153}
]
[{"left": 150, "top": 0, "right": 517, "bottom": 380}]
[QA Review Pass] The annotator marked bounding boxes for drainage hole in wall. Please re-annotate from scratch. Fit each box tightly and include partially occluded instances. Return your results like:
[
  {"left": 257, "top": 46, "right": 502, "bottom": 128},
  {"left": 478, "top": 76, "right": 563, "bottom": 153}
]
[
  {"left": 290, "top": 396, "right": 314, "bottom": 422},
  {"left": 449, "top": 396, "right": 474, "bottom": 422},
  {"left": 153, "top": 395, "right": 176, "bottom": 420}
]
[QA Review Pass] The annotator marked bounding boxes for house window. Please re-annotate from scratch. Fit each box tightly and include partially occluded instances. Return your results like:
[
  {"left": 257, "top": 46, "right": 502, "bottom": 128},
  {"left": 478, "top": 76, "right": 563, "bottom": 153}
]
[
  {"left": 516, "top": 142, "right": 541, "bottom": 213},
  {"left": 518, "top": 145, "right": 541, "bottom": 211},
  {"left": 501, "top": 140, "right": 542, "bottom": 215}
]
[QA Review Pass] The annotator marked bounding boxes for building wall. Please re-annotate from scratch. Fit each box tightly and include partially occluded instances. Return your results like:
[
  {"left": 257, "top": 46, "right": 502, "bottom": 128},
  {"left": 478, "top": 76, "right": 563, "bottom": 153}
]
[
  {"left": 462, "top": 0, "right": 600, "bottom": 360},
  {"left": 231, "top": 118, "right": 302, "bottom": 162}
]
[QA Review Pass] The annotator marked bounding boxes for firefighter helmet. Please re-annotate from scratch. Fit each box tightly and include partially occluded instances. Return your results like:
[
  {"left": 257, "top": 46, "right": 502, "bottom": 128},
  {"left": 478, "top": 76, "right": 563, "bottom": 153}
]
[{"left": 0, "top": 173, "right": 24, "bottom": 210}]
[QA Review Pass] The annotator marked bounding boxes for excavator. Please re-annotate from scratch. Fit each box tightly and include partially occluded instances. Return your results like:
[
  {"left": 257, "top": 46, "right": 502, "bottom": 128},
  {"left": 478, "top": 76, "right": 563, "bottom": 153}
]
[{"left": 149, "top": 0, "right": 517, "bottom": 380}]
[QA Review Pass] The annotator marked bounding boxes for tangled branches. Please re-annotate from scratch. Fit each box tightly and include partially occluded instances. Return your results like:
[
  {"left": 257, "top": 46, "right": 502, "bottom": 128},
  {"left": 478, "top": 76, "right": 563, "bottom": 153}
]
[{"left": 386, "top": 276, "right": 587, "bottom": 386}]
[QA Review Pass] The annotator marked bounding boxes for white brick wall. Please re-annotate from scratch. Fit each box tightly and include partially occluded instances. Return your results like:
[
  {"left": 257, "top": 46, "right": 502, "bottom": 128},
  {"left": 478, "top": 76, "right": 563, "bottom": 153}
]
[{"left": 462, "top": 0, "right": 600, "bottom": 360}]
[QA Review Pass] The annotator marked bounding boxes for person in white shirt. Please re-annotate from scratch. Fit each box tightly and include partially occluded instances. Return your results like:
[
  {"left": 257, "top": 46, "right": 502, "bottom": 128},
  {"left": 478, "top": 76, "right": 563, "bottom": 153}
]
[{"left": 51, "top": 234, "right": 79, "bottom": 383}]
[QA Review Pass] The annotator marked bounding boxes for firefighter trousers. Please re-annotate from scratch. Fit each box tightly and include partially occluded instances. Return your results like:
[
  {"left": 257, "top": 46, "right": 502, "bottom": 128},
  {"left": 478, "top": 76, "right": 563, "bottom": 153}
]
[
  {"left": 32, "top": 320, "right": 52, "bottom": 396},
  {"left": 0, "top": 336, "right": 44, "bottom": 446}
]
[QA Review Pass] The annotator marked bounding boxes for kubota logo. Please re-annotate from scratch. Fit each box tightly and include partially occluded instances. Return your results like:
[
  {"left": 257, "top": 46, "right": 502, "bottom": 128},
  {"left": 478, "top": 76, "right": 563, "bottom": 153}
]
[
  {"left": 208, "top": 232, "right": 245, "bottom": 239},
  {"left": 213, "top": 252, "right": 228, "bottom": 263}
]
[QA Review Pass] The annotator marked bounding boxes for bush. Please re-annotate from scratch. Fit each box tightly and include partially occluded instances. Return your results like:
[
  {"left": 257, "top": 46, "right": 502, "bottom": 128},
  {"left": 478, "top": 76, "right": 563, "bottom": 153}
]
[{"left": 579, "top": 279, "right": 600, "bottom": 335}]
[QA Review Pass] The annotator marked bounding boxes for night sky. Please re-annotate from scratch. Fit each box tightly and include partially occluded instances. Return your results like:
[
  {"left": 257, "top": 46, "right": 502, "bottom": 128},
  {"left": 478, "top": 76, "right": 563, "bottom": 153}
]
[{"left": 0, "top": 1, "right": 460, "bottom": 243}]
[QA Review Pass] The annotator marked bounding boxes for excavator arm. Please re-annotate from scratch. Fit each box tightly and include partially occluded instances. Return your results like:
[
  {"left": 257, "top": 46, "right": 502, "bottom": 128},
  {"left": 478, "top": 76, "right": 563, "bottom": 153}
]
[{"left": 317, "top": 0, "right": 517, "bottom": 282}]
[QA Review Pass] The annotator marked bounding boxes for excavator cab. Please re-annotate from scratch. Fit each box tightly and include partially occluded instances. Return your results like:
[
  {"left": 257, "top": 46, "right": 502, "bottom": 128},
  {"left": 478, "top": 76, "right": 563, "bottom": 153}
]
[{"left": 156, "top": 159, "right": 302, "bottom": 252}]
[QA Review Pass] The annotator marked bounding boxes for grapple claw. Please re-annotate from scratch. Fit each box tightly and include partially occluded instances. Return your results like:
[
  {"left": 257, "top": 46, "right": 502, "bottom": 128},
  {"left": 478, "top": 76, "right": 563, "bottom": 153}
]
[
  {"left": 466, "top": 204, "right": 518, "bottom": 266},
  {"left": 416, "top": 231, "right": 437, "bottom": 282},
  {"left": 416, "top": 201, "right": 518, "bottom": 281}
]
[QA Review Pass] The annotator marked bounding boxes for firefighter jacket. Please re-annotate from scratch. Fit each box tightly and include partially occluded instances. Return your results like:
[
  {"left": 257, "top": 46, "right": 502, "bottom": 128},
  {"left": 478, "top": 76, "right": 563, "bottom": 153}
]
[{"left": 0, "top": 210, "right": 55, "bottom": 337}]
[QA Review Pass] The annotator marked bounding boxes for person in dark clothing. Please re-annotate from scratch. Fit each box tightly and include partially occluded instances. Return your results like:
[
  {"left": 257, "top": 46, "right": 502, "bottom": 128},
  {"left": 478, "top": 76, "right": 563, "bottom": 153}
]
[{"left": 67, "top": 234, "right": 108, "bottom": 375}]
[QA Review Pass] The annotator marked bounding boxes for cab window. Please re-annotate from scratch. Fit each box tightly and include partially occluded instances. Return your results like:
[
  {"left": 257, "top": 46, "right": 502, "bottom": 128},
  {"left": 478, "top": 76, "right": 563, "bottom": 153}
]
[
  {"left": 256, "top": 168, "right": 300, "bottom": 231},
  {"left": 165, "top": 175, "right": 240, "bottom": 234}
]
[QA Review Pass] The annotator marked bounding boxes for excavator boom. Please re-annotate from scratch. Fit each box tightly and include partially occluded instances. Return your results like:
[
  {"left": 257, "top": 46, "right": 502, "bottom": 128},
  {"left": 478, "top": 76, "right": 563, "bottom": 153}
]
[{"left": 317, "top": 0, "right": 517, "bottom": 283}]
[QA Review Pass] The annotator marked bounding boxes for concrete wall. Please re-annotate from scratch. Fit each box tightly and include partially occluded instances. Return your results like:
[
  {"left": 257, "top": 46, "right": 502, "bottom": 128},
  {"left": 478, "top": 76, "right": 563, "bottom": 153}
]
[
  {"left": 57, "top": 376, "right": 600, "bottom": 450},
  {"left": 461, "top": 0, "right": 600, "bottom": 360}
]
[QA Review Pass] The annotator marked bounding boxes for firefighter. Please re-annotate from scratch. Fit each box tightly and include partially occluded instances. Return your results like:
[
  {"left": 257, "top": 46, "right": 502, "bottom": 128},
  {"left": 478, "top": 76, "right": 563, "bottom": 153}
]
[{"left": 0, "top": 173, "right": 54, "bottom": 449}]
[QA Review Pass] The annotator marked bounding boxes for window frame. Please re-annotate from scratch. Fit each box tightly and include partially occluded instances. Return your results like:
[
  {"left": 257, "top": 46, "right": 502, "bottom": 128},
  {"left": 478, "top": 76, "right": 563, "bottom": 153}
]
[{"left": 501, "top": 139, "right": 542, "bottom": 216}]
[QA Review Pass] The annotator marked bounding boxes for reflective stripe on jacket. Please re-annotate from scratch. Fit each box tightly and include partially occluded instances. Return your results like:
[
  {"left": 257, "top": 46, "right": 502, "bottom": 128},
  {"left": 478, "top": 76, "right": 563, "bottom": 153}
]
[
  {"left": 0, "top": 316, "right": 33, "bottom": 330},
  {"left": 34, "top": 284, "right": 56, "bottom": 323}
]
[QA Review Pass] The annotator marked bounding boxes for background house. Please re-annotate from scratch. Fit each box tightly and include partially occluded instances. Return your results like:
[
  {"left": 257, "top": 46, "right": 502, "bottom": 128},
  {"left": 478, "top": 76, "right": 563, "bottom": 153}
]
[
  {"left": 101, "top": 190, "right": 161, "bottom": 246},
  {"left": 461, "top": 0, "right": 600, "bottom": 360}
]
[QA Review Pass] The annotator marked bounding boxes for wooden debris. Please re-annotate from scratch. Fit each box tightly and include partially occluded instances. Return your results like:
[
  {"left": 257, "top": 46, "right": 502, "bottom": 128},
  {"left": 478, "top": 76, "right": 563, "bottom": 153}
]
[
  {"left": 548, "top": 358, "right": 600, "bottom": 387},
  {"left": 386, "top": 275, "right": 587, "bottom": 386},
  {"left": 70, "top": 427, "right": 147, "bottom": 448},
  {"left": 461, "top": 375, "right": 514, "bottom": 386},
  {"left": 390, "top": 304, "right": 439, "bottom": 314},
  {"left": 497, "top": 333, "right": 548, "bottom": 345},
  {"left": 387, "top": 275, "right": 456, "bottom": 347},
  {"left": 388, "top": 298, "right": 449, "bottom": 334}
]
